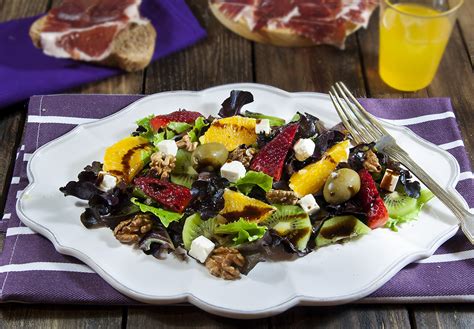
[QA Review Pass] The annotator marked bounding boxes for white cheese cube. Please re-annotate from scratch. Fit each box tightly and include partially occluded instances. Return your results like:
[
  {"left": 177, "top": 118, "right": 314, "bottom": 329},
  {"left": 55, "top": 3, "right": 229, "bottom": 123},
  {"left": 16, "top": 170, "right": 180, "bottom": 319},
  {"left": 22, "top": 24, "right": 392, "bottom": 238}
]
[
  {"left": 156, "top": 140, "right": 178, "bottom": 157},
  {"left": 189, "top": 235, "right": 215, "bottom": 263},
  {"left": 380, "top": 169, "right": 400, "bottom": 192},
  {"left": 293, "top": 138, "right": 316, "bottom": 161},
  {"left": 255, "top": 119, "right": 271, "bottom": 135},
  {"left": 98, "top": 172, "right": 117, "bottom": 192},
  {"left": 298, "top": 194, "right": 320, "bottom": 215},
  {"left": 220, "top": 161, "right": 246, "bottom": 183}
]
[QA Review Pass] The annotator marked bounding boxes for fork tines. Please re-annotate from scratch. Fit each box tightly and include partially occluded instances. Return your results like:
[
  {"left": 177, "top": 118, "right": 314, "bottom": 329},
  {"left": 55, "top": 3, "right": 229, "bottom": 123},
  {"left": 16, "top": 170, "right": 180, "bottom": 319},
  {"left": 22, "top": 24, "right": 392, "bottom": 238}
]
[{"left": 329, "top": 81, "right": 390, "bottom": 145}]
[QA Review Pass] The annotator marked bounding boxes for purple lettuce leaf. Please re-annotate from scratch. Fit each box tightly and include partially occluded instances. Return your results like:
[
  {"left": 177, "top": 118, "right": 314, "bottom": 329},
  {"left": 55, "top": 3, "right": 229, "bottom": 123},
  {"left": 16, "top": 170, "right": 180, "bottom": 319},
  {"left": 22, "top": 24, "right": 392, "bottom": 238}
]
[
  {"left": 237, "top": 230, "right": 304, "bottom": 274},
  {"left": 60, "top": 162, "right": 136, "bottom": 229},
  {"left": 187, "top": 175, "right": 229, "bottom": 219},
  {"left": 285, "top": 129, "right": 346, "bottom": 176},
  {"left": 139, "top": 225, "right": 187, "bottom": 261},
  {"left": 218, "top": 90, "right": 254, "bottom": 118}
]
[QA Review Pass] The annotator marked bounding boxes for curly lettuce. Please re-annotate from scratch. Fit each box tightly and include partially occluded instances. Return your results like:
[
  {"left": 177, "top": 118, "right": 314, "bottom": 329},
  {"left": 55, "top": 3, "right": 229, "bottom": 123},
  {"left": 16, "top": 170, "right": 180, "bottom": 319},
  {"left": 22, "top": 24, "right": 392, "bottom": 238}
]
[
  {"left": 215, "top": 218, "right": 267, "bottom": 245},
  {"left": 130, "top": 197, "right": 182, "bottom": 227},
  {"left": 232, "top": 171, "right": 273, "bottom": 195}
]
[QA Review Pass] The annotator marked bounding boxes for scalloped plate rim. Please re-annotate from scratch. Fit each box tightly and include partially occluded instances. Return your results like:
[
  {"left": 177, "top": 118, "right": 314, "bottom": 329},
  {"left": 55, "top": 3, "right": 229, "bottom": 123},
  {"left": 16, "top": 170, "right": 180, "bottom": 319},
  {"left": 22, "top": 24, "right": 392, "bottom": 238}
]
[{"left": 16, "top": 83, "right": 461, "bottom": 319}]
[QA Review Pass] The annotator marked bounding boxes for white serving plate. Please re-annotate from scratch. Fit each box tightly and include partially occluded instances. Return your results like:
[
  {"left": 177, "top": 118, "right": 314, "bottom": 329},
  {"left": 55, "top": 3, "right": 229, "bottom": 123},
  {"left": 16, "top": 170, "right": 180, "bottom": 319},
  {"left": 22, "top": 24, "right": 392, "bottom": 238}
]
[{"left": 17, "top": 83, "right": 461, "bottom": 318}]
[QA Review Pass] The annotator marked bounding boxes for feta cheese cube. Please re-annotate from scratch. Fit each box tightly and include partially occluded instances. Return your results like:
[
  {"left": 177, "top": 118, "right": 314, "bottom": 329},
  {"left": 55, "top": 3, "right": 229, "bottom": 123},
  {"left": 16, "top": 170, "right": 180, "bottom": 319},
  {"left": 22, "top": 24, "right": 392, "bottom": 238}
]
[
  {"left": 380, "top": 169, "right": 400, "bottom": 192},
  {"left": 255, "top": 119, "right": 271, "bottom": 135},
  {"left": 98, "top": 172, "right": 117, "bottom": 192},
  {"left": 156, "top": 140, "right": 178, "bottom": 157},
  {"left": 293, "top": 138, "right": 316, "bottom": 161},
  {"left": 220, "top": 161, "right": 246, "bottom": 183},
  {"left": 189, "top": 235, "right": 215, "bottom": 263},
  {"left": 298, "top": 194, "right": 320, "bottom": 215}
]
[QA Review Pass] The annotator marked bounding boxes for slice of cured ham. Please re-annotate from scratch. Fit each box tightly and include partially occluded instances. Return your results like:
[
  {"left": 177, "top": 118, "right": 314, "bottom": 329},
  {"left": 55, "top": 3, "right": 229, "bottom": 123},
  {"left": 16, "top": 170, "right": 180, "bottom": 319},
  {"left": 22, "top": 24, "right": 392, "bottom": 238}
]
[
  {"left": 210, "top": 0, "right": 378, "bottom": 48},
  {"left": 39, "top": 0, "right": 149, "bottom": 61}
]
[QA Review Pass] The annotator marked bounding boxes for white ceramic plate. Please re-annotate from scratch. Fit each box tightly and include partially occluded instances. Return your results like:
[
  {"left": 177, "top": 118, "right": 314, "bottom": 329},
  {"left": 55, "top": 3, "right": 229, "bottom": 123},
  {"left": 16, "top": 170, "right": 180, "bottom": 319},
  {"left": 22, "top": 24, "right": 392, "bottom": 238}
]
[{"left": 17, "top": 83, "right": 461, "bottom": 318}]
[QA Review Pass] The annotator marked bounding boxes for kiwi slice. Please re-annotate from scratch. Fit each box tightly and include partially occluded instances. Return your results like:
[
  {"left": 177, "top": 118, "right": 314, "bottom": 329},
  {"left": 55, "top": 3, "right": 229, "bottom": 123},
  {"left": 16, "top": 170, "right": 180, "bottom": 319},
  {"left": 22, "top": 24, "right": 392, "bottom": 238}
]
[
  {"left": 316, "top": 215, "right": 370, "bottom": 248},
  {"left": 182, "top": 214, "right": 219, "bottom": 250},
  {"left": 384, "top": 191, "right": 418, "bottom": 219},
  {"left": 262, "top": 205, "right": 312, "bottom": 251},
  {"left": 171, "top": 174, "right": 195, "bottom": 188},
  {"left": 418, "top": 189, "right": 435, "bottom": 205},
  {"left": 173, "top": 149, "right": 198, "bottom": 176},
  {"left": 172, "top": 149, "right": 198, "bottom": 188}
]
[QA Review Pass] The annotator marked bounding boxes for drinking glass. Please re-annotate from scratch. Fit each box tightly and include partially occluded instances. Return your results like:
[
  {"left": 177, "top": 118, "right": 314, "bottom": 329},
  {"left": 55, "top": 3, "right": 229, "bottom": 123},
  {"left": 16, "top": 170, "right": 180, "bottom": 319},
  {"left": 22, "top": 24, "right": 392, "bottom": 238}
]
[{"left": 379, "top": 0, "right": 463, "bottom": 91}]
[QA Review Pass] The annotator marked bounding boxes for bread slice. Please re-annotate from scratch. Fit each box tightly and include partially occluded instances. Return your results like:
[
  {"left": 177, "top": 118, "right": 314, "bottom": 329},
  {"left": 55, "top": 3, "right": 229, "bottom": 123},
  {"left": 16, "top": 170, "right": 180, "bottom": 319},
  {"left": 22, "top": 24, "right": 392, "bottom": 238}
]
[
  {"left": 209, "top": 2, "right": 314, "bottom": 47},
  {"left": 30, "top": 16, "right": 157, "bottom": 72}
]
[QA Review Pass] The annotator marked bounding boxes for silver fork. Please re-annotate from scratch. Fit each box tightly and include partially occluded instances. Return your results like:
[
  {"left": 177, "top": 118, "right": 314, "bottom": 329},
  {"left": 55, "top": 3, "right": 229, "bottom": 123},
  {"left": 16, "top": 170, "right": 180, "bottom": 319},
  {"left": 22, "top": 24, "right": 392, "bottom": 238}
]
[{"left": 329, "top": 81, "right": 474, "bottom": 244}]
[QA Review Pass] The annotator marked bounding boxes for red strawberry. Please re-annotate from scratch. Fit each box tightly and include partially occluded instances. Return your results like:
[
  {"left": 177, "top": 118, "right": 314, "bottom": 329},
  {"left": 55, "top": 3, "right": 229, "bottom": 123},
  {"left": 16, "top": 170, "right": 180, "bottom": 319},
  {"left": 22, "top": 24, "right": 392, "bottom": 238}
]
[
  {"left": 150, "top": 110, "right": 202, "bottom": 131},
  {"left": 250, "top": 123, "right": 299, "bottom": 181},
  {"left": 134, "top": 177, "right": 192, "bottom": 213},
  {"left": 358, "top": 169, "right": 389, "bottom": 229}
]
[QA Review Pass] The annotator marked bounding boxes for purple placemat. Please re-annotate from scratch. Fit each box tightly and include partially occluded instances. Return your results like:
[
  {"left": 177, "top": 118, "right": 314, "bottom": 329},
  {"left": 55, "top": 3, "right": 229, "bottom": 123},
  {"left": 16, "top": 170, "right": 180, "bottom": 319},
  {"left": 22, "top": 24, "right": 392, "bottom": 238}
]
[
  {"left": 0, "top": 94, "right": 473, "bottom": 304},
  {"left": 0, "top": 0, "right": 206, "bottom": 109}
]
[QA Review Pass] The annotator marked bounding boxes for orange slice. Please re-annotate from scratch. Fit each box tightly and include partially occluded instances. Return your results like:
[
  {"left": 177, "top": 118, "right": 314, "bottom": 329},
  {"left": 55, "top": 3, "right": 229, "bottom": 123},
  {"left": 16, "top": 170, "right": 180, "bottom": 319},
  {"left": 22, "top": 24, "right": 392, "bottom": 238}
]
[
  {"left": 289, "top": 140, "right": 350, "bottom": 196},
  {"left": 200, "top": 116, "right": 257, "bottom": 151},
  {"left": 103, "top": 136, "right": 153, "bottom": 183}
]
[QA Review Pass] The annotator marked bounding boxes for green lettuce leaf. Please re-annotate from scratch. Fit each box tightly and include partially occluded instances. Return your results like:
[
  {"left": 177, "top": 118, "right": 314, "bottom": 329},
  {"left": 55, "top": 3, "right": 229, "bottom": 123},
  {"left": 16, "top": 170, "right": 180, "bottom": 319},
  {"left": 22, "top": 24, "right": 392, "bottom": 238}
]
[
  {"left": 244, "top": 111, "right": 285, "bottom": 126},
  {"left": 135, "top": 115, "right": 155, "bottom": 140},
  {"left": 215, "top": 218, "right": 267, "bottom": 245},
  {"left": 130, "top": 197, "right": 182, "bottom": 228},
  {"left": 232, "top": 171, "right": 273, "bottom": 195},
  {"left": 188, "top": 117, "right": 209, "bottom": 142},
  {"left": 151, "top": 131, "right": 165, "bottom": 148},
  {"left": 140, "top": 148, "right": 153, "bottom": 164},
  {"left": 167, "top": 121, "right": 193, "bottom": 134},
  {"left": 290, "top": 113, "right": 300, "bottom": 122}
]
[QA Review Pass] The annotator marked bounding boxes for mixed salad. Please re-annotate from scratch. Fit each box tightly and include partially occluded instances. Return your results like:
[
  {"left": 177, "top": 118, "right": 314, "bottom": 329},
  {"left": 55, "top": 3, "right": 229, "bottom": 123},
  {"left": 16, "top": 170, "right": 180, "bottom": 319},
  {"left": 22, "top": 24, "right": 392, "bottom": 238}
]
[{"left": 60, "top": 90, "right": 434, "bottom": 280}]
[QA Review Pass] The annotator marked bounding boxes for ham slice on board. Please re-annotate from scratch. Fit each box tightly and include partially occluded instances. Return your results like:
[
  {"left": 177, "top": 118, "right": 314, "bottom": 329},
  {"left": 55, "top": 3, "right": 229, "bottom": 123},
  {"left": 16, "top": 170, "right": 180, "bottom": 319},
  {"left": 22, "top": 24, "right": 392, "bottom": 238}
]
[
  {"left": 211, "top": 0, "right": 378, "bottom": 48},
  {"left": 39, "top": 0, "right": 149, "bottom": 61}
]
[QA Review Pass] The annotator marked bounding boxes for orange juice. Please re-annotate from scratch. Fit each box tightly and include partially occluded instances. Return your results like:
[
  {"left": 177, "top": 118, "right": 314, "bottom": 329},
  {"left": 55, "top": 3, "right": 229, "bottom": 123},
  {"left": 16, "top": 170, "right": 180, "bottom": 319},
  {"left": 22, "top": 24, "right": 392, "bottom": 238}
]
[{"left": 379, "top": 3, "right": 452, "bottom": 91}]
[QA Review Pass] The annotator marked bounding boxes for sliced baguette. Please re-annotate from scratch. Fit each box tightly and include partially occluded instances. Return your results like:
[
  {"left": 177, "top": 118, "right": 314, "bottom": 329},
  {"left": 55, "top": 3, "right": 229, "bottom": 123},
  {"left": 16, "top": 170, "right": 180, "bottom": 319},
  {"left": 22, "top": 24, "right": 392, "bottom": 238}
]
[{"left": 30, "top": 16, "right": 157, "bottom": 72}]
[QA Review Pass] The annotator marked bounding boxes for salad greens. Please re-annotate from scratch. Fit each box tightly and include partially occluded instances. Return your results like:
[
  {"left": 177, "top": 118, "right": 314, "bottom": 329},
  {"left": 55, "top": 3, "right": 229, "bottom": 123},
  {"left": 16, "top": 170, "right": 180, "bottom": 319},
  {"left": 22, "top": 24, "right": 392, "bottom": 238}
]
[
  {"left": 243, "top": 111, "right": 285, "bottom": 127},
  {"left": 231, "top": 171, "right": 273, "bottom": 195},
  {"left": 60, "top": 89, "right": 435, "bottom": 280},
  {"left": 130, "top": 197, "right": 182, "bottom": 228},
  {"left": 215, "top": 218, "right": 267, "bottom": 245}
]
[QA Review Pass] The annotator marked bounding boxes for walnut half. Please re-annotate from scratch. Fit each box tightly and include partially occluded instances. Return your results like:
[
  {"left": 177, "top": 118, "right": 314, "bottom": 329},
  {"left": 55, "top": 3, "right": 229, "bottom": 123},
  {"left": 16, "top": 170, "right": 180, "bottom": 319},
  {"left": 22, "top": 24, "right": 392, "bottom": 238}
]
[
  {"left": 205, "top": 247, "right": 246, "bottom": 280},
  {"left": 176, "top": 134, "right": 198, "bottom": 152},
  {"left": 363, "top": 149, "right": 382, "bottom": 173},
  {"left": 266, "top": 189, "right": 299, "bottom": 205},
  {"left": 228, "top": 145, "right": 257, "bottom": 168},
  {"left": 150, "top": 151, "right": 176, "bottom": 179},
  {"left": 114, "top": 214, "right": 153, "bottom": 243}
]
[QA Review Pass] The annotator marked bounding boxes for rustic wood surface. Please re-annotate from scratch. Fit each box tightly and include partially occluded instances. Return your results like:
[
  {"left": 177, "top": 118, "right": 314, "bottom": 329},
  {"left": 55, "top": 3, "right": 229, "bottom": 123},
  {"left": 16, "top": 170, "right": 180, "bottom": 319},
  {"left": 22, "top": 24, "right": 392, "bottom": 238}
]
[{"left": 0, "top": 0, "right": 473, "bottom": 327}]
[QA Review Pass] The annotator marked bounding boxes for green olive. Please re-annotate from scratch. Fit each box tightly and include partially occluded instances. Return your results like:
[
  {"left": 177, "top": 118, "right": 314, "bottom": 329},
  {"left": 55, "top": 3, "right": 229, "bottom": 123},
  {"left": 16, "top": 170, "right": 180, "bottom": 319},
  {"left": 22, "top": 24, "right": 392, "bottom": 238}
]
[
  {"left": 323, "top": 168, "right": 361, "bottom": 205},
  {"left": 192, "top": 143, "right": 229, "bottom": 171}
]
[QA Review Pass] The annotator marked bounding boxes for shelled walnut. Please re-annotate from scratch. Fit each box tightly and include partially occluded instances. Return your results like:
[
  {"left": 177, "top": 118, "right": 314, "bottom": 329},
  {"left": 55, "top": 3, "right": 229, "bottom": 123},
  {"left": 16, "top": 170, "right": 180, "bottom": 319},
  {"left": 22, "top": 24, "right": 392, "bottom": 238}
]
[
  {"left": 266, "top": 189, "right": 298, "bottom": 205},
  {"left": 150, "top": 151, "right": 176, "bottom": 179},
  {"left": 205, "top": 247, "right": 246, "bottom": 280},
  {"left": 176, "top": 134, "right": 198, "bottom": 152},
  {"left": 114, "top": 214, "right": 153, "bottom": 243},
  {"left": 228, "top": 145, "right": 257, "bottom": 168},
  {"left": 363, "top": 149, "right": 381, "bottom": 173}
]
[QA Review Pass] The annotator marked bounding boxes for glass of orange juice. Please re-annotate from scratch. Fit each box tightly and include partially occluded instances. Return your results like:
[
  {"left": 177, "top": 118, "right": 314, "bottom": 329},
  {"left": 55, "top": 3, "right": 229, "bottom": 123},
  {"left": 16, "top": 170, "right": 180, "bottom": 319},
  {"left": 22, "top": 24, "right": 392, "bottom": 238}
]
[{"left": 379, "top": 0, "right": 463, "bottom": 91}]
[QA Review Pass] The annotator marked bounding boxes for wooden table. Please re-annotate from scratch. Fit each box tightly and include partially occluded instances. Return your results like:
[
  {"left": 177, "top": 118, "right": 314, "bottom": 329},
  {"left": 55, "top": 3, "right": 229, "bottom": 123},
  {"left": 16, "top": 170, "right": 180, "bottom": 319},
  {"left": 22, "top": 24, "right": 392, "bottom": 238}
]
[{"left": 0, "top": 1, "right": 473, "bottom": 327}]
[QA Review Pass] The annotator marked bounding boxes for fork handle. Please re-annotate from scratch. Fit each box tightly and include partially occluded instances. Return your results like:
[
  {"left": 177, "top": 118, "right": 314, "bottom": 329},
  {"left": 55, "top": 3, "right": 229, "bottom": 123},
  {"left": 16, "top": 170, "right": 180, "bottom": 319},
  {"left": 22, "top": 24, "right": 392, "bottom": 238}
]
[{"left": 389, "top": 148, "right": 474, "bottom": 244}]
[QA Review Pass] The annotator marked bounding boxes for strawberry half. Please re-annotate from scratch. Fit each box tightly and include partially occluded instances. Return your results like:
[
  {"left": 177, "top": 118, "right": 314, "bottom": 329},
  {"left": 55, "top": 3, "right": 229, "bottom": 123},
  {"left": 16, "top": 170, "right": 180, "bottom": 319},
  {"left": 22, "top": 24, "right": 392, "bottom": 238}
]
[
  {"left": 134, "top": 177, "right": 192, "bottom": 213},
  {"left": 358, "top": 169, "right": 389, "bottom": 229},
  {"left": 250, "top": 123, "right": 299, "bottom": 181},
  {"left": 150, "top": 110, "right": 203, "bottom": 131}
]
